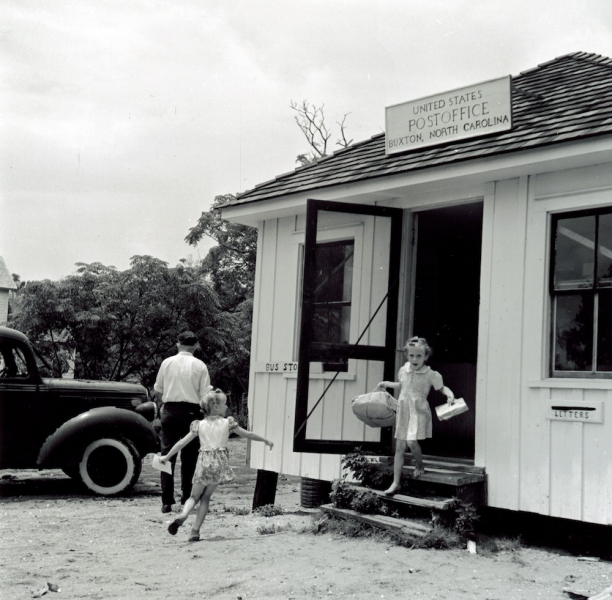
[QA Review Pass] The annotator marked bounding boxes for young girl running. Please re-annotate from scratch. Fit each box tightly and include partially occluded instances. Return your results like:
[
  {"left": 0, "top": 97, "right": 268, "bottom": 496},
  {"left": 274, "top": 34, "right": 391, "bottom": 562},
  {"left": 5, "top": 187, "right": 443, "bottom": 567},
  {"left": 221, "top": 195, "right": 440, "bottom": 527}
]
[
  {"left": 159, "top": 388, "right": 273, "bottom": 541},
  {"left": 376, "top": 336, "right": 455, "bottom": 496}
]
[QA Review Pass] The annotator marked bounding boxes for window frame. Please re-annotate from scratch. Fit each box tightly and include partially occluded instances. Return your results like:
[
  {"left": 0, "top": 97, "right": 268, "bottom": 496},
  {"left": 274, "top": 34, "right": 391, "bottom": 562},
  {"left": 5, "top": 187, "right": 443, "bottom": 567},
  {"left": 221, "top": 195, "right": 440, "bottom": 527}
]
[{"left": 549, "top": 206, "right": 612, "bottom": 378}]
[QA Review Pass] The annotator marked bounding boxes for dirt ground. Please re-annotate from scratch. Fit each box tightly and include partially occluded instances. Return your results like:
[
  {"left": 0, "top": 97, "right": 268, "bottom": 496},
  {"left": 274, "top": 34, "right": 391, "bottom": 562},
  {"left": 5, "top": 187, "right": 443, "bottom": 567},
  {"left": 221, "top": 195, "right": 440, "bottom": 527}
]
[{"left": 1, "top": 439, "right": 610, "bottom": 600}]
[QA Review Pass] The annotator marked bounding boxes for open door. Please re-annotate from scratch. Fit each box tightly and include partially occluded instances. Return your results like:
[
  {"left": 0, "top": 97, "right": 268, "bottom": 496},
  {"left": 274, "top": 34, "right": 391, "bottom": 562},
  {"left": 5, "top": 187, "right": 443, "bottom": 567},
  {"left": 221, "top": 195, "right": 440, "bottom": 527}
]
[
  {"left": 412, "top": 202, "right": 483, "bottom": 459},
  {"left": 294, "top": 199, "right": 403, "bottom": 454}
]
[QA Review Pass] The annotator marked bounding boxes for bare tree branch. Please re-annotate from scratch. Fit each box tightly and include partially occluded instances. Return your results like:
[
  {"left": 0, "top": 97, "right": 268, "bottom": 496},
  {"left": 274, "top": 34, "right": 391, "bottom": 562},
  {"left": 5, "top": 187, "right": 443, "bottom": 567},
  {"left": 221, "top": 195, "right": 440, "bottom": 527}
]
[
  {"left": 291, "top": 100, "right": 352, "bottom": 165},
  {"left": 336, "top": 113, "right": 353, "bottom": 148}
]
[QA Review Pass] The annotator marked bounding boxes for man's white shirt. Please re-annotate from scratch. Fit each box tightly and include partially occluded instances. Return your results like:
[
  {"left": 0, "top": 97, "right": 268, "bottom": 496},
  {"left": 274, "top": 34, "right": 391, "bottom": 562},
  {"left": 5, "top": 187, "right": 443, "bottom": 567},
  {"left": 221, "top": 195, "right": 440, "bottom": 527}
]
[{"left": 154, "top": 351, "right": 212, "bottom": 405}]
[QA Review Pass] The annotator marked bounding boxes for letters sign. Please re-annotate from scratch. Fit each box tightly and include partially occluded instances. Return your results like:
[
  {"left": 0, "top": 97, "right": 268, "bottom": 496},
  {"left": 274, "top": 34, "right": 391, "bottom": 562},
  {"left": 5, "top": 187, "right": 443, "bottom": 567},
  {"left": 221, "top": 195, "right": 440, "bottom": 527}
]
[
  {"left": 546, "top": 400, "right": 603, "bottom": 423},
  {"left": 385, "top": 76, "right": 512, "bottom": 154}
]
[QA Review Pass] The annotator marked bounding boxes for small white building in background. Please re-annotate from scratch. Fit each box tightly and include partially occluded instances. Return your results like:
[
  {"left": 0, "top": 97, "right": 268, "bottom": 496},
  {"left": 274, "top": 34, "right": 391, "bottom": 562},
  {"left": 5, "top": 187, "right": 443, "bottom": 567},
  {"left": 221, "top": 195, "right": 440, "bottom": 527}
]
[
  {"left": 0, "top": 258, "right": 17, "bottom": 325},
  {"left": 222, "top": 52, "right": 612, "bottom": 526}
]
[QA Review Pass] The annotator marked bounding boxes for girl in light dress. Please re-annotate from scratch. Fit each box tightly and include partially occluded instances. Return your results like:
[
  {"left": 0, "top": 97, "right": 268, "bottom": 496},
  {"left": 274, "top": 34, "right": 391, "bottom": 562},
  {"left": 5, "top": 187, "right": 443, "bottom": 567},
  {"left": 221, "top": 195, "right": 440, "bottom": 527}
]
[
  {"left": 376, "top": 337, "right": 455, "bottom": 496},
  {"left": 159, "top": 388, "right": 273, "bottom": 541}
]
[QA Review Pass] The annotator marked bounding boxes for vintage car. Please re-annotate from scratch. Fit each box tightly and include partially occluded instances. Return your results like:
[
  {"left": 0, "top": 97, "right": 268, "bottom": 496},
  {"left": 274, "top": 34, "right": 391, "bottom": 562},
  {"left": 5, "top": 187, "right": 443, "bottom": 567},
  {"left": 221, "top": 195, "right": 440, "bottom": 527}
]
[{"left": 0, "top": 326, "right": 159, "bottom": 495}]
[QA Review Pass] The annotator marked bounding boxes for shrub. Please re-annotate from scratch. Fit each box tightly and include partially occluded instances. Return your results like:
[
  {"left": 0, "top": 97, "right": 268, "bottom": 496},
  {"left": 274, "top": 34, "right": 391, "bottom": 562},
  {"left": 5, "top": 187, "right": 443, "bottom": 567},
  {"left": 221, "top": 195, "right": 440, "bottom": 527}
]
[
  {"left": 330, "top": 481, "right": 390, "bottom": 515},
  {"left": 341, "top": 451, "right": 394, "bottom": 489}
]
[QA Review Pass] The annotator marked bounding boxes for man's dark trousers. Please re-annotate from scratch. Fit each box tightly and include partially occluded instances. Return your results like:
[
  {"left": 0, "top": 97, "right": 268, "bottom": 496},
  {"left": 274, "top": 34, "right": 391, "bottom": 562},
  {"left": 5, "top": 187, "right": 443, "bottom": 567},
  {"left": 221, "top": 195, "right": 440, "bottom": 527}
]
[{"left": 160, "top": 402, "right": 202, "bottom": 506}]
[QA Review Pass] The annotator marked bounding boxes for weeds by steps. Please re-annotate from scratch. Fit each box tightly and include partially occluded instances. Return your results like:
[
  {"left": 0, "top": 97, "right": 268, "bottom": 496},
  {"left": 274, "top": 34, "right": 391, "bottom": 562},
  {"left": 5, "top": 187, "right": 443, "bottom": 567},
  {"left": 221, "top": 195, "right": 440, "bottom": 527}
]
[
  {"left": 342, "top": 451, "right": 393, "bottom": 489},
  {"left": 330, "top": 481, "right": 391, "bottom": 515}
]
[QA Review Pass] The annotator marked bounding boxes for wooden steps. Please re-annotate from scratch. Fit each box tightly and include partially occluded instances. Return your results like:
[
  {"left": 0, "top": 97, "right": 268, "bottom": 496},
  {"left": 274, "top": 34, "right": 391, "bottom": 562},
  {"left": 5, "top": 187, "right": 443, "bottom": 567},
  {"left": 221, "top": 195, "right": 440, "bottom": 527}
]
[
  {"left": 320, "top": 504, "right": 432, "bottom": 538},
  {"left": 347, "top": 483, "right": 457, "bottom": 511},
  {"left": 377, "top": 455, "right": 486, "bottom": 475},
  {"left": 325, "top": 456, "right": 487, "bottom": 536},
  {"left": 399, "top": 465, "right": 484, "bottom": 487}
]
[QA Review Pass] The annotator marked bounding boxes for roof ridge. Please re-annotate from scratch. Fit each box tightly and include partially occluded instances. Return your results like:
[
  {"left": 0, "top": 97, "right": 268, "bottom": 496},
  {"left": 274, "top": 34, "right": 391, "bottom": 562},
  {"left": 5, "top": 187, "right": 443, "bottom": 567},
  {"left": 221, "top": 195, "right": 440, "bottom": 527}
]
[{"left": 516, "top": 52, "right": 612, "bottom": 78}]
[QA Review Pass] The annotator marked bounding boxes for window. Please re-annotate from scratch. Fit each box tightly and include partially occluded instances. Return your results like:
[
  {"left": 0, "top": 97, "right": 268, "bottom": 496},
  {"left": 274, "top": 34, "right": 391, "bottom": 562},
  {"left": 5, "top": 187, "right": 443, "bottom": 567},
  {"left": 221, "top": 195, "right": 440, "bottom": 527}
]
[
  {"left": 311, "top": 239, "right": 354, "bottom": 371},
  {"left": 0, "top": 341, "right": 30, "bottom": 379},
  {"left": 550, "top": 207, "right": 612, "bottom": 376}
]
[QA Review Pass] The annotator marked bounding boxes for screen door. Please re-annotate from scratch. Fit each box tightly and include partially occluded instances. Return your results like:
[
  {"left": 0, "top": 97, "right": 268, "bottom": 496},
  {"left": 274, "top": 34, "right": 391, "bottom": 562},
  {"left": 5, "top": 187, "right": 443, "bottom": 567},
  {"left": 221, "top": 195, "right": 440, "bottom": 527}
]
[{"left": 294, "top": 199, "right": 403, "bottom": 454}]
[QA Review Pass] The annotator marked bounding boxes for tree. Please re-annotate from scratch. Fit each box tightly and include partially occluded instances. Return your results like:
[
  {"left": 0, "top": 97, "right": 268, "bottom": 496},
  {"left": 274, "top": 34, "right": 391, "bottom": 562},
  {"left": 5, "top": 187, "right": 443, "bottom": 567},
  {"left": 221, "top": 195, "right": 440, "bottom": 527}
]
[
  {"left": 186, "top": 195, "right": 258, "bottom": 423},
  {"left": 186, "top": 194, "right": 257, "bottom": 311},
  {"left": 10, "top": 257, "right": 221, "bottom": 388},
  {"left": 290, "top": 100, "right": 353, "bottom": 166}
]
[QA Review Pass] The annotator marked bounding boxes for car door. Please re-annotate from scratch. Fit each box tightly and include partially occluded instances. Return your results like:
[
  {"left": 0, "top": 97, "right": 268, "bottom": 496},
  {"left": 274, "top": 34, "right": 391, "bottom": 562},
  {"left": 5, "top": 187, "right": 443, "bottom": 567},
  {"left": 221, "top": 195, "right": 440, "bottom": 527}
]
[{"left": 0, "top": 337, "right": 46, "bottom": 468}]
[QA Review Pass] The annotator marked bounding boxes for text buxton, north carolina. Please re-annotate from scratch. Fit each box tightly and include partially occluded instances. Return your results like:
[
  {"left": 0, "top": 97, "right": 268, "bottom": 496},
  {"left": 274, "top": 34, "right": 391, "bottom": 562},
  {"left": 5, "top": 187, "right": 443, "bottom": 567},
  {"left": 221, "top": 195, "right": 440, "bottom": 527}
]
[{"left": 385, "top": 76, "right": 512, "bottom": 153}]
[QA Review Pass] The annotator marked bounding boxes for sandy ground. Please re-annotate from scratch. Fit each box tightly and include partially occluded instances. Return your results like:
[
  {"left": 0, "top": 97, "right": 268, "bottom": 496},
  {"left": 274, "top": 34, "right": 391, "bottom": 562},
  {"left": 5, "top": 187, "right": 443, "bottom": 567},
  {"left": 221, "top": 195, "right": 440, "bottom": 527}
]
[{"left": 1, "top": 438, "right": 611, "bottom": 600}]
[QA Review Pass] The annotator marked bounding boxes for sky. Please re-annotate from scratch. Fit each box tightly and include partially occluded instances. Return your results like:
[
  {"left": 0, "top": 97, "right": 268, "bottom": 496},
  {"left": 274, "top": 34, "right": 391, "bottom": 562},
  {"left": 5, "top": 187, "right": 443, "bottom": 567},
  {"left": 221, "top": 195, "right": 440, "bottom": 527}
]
[{"left": 2, "top": 0, "right": 612, "bottom": 282}]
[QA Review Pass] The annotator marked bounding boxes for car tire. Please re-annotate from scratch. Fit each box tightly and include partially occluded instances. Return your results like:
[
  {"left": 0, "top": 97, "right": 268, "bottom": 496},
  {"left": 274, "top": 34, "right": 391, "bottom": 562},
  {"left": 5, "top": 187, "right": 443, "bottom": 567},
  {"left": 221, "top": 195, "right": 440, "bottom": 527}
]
[{"left": 78, "top": 437, "right": 142, "bottom": 496}]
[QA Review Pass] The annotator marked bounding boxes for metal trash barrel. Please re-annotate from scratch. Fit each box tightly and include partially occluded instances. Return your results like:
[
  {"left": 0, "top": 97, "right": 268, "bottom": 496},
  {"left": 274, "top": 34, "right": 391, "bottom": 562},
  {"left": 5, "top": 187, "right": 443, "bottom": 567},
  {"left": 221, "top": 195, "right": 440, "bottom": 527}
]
[{"left": 300, "top": 477, "right": 332, "bottom": 508}]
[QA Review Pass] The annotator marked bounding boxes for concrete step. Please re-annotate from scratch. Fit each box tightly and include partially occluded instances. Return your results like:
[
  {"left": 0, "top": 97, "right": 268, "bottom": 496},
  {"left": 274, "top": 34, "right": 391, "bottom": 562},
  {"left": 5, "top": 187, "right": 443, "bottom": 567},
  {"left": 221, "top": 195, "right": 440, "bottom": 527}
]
[
  {"left": 347, "top": 483, "right": 457, "bottom": 511},
  {"left": 320, "top": 504, "right": 432, "bottom": 538}
]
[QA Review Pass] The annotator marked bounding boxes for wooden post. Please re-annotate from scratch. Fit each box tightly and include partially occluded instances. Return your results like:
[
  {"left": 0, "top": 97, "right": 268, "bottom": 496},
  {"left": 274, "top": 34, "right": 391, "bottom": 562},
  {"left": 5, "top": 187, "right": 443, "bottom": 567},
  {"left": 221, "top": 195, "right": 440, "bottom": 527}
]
[{"left": 252, "top": 469, "right": 278, "bottom": 510}]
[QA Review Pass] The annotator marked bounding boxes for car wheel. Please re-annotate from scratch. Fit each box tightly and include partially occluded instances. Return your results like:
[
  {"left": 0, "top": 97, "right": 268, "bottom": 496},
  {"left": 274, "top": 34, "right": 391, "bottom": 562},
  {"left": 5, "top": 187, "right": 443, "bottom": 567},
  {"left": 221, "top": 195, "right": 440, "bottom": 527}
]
[{"left": 78, "top": 437, "right": 142, "bottom": 496}]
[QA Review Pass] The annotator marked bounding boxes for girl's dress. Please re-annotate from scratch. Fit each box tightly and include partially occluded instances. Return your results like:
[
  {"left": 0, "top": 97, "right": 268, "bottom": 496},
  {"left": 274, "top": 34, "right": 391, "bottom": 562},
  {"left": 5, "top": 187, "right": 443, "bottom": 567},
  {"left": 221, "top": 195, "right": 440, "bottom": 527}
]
[
  {"left": 395, "top": 363, "right": 444, "bottom": 441},
  {"left": 190, "top": 415, "right": 238, "bottom": 486}
]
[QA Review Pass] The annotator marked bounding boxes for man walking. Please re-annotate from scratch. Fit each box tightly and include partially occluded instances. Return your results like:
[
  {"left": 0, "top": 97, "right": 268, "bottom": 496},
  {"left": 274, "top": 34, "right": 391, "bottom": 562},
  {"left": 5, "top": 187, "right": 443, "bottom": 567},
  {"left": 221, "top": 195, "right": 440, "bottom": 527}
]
[{"left": 154, "top": 331, "right": 213, "bottom": 513}]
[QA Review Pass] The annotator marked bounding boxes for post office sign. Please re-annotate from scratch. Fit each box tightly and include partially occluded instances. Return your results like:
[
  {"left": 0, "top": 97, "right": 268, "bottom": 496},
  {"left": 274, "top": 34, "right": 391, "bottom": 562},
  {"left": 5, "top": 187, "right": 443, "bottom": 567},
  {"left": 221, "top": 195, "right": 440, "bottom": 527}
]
[{"left": 385, "top": 76, "right": 512, "bottom": 154}]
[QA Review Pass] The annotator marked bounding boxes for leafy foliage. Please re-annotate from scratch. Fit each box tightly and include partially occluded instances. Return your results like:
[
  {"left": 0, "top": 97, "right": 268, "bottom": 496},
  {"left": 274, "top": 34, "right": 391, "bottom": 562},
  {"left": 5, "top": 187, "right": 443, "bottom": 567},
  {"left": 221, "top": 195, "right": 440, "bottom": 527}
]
[
  {"left": 10, "top": 257, "right": 220, "bottom": 388},
  {"left": 453, "top": 499, "right": 480, "bottom": 539},
  {"left": 10, "top": 195, "right": 257, "bottom": 426},
  {"left": 330, "top": 481, "right": 391, "bottom": 515},
  {"left": 341, "top": 451, "right": 394, "bottom": 490},
  {"left": 184, "top": 194, "right": 258, "bottom": 422},
  {"left": 185, "top": 194, "right": 257, "bottom": 311}
]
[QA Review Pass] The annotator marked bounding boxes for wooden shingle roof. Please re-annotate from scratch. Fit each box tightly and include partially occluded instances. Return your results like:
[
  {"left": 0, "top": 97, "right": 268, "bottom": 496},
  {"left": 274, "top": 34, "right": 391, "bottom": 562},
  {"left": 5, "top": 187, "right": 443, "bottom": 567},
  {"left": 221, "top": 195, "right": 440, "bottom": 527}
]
[{"left": 231, "top": 52, "right": 612, "bottom": 206}]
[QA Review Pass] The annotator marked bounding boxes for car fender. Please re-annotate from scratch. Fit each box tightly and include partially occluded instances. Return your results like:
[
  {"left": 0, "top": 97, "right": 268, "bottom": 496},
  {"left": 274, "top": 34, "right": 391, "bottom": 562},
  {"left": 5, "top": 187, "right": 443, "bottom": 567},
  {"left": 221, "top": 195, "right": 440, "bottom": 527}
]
[{"left": 37, "top": 407, "right": 159, "bottom": 468}]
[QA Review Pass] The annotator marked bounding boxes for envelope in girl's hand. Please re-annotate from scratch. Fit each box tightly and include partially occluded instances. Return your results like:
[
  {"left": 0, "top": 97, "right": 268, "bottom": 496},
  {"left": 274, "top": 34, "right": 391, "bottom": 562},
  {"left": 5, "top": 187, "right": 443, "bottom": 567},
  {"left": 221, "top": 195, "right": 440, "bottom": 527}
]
[{"left": 151, "top": 454, "right": 172, "bottom": 474}]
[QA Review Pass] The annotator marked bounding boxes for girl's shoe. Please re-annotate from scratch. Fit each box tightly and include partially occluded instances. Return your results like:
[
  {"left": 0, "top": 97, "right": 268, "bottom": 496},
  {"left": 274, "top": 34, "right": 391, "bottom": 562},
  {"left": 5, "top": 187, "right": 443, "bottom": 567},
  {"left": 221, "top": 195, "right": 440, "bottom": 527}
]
[
  {"left": 188, "top": 531, "right": 200, "bottom": 542},
  {"left": 168, "top": 516, "right": 186, "bottom": 535}
]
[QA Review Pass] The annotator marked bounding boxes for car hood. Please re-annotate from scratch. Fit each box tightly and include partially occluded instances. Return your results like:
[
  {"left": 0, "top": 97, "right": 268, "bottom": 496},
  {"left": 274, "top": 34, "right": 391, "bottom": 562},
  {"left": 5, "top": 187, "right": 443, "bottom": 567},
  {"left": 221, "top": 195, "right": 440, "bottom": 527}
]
[{"left": 43, "top": 378, "right": 147, "bottom": 395}]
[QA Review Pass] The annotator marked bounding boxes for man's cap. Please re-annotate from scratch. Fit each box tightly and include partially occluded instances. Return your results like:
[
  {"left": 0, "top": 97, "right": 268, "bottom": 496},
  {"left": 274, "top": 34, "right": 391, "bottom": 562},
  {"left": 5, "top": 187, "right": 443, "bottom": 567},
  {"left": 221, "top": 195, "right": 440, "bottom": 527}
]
[{"left": 178, "top": 331, "right": 198, "bottom": 345}]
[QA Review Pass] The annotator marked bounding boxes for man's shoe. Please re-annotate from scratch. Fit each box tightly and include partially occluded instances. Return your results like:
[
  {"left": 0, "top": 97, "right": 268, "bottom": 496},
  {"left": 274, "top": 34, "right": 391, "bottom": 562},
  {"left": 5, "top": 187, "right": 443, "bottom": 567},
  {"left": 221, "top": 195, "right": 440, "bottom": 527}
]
[{"left": 161, "top": 504, "right": 173, "bottom": 513}]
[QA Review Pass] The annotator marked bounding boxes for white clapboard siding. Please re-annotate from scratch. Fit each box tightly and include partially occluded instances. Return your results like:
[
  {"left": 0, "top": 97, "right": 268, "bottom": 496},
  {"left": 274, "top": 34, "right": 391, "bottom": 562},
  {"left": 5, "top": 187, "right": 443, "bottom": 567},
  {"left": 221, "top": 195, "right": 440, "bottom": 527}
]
[
  {"left": 0, "top": 291, "right": 9, "bottom": 324},
  {"left": 479, "top": 177, "right": 527, "bottom": 511},
  {"left": 248, "top": 211, "right": 388, "bottom": 481}
]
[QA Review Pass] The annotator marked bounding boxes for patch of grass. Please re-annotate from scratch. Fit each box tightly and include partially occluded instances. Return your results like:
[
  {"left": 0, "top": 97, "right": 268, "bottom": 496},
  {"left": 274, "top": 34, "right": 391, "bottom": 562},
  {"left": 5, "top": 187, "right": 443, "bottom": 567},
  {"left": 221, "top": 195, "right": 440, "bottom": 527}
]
[
  {"left": 257, "top": 522, "right": 293, "bottom": 535},
  {"left": 221, "top": 505, "right": 250, "bottom": 515},
  {"left": 313, "top": 514, "right": 381, "bottom": 539},
  {"left": 253, "top": 504, "right": 284, "bottom": 517},
  {"left": 472, "top": 535, "right": 523, "bottom": 557}
]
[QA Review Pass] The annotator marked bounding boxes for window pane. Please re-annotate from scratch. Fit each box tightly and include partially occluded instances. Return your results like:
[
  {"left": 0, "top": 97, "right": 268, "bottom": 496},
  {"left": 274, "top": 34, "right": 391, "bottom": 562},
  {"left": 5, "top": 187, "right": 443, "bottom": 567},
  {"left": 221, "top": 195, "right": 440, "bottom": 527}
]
[
  {"left": 0, "top": 343, "right": 30, "bottom": 378},
  {"left": 554, "top": 293, "right": 594, "bottom": 371},
  {"left": 597, "top": 290, "right": 612, "bottom": 372},
  {"left": 554, "top": 215, "right": 596, "bottom": 290},
  {"left": 314, "top": 243, "right": 354, "bottom": 303},
  {"left": 597, "top": 212, "right": 612, "bottom": 288}
]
